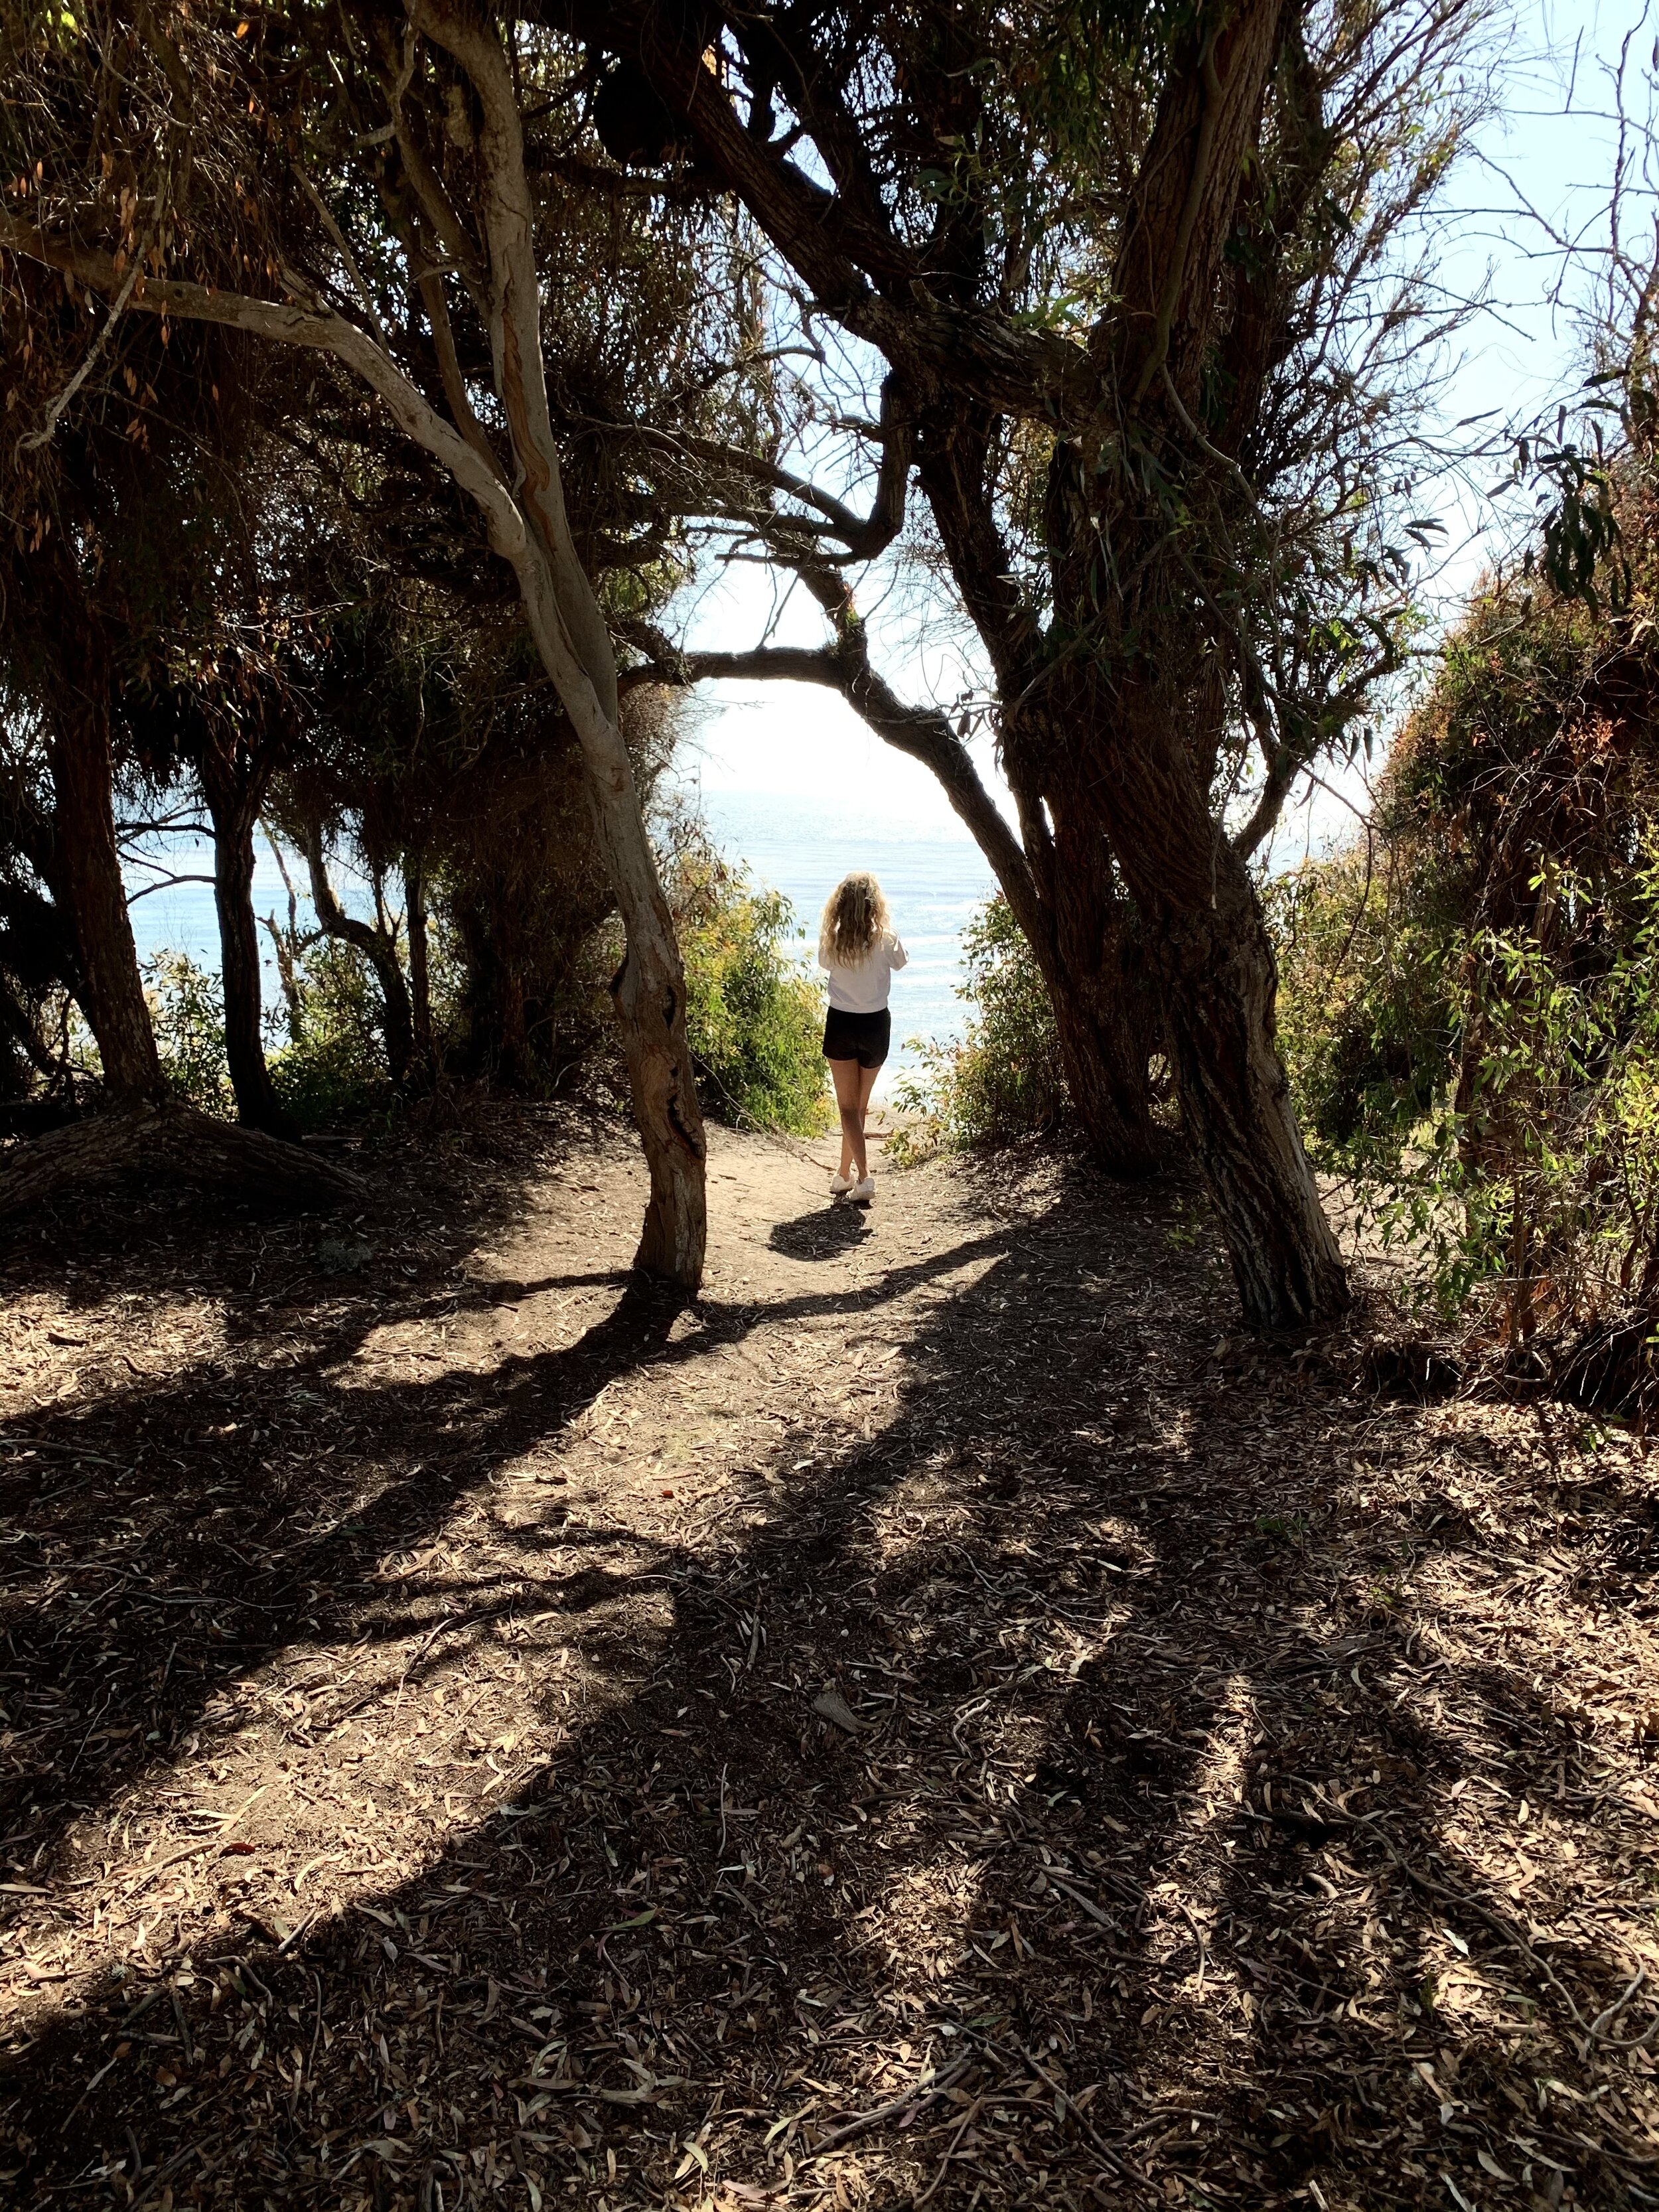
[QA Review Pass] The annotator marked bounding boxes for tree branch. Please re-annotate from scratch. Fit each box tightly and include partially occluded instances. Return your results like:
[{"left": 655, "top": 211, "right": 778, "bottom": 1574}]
[
  {"left": 624, "top": 370, "right": 911, "bottom": 561},
  {"left": 0, "top": 214, "right": 517, "bottom": 536},
  {"left": 627, "top": 623, "right": 1044, "bottom": 952},
  {"left": 596, "top": 5, "right": 1097, "bottom": 425}
]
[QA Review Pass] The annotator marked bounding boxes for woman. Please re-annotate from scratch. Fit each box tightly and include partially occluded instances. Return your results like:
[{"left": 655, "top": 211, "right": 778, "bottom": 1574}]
[{"left": 818, "top": 871, "right": 906, "bottom": 1203}]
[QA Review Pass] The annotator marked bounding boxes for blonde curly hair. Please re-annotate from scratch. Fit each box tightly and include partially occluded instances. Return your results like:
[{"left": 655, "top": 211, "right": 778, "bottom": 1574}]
[{"left": 818, "top": 871, "right": 890, "bottom": 967}]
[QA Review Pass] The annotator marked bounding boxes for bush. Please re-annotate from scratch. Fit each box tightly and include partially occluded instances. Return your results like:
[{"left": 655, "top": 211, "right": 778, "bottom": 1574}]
[
  {"left": 1346, "top": 852, "right": 1659, "bottom": 1331},
  {"left": 1436, "top": 867, "right": 1659, "bottom": 1332},
  {"left": 1271, "top": 565, "right": 1659, "bottom": 1363},
  {"left": 1279, "top": 846, "right": 1659, "bottom": 1336},
  {"left": 1266, "top": 853, "right": 1453, "bottom": 1155},
  {"left": 890, "top": 895, "right": 1065, "bottom": 1160},
  {"left": 665, "top": 835, "right": 830, "bottom": 1136},
  {"left": 141, "top": 827, "right": 832, "bottom": 1140},
  {"left": 143, "top": 941, "right": 394, "bottom": 1129},
  {"left": 268, "top": 937, "right": 395, "bottom": 1127},
  {"left": 145, "top": 950, "right": 235, "bottom": 1114}
]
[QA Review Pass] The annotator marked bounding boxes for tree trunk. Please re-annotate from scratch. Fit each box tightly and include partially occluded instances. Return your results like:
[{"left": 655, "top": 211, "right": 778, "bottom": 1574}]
[
  {"left": 589, "top": 784, "right": 706, "bottom": 1285},
  {"left": 0, "top": 1100, "right": 364, "bottom": 1220},
  {"left": 1043, "top": 810, "right": 1162, "bottom": 1174},
  {"left": 1163, "top": 849, "right": 1346, "bottom": 1328},
  {"left": 455, "top": 899, "right": 522, "bottom": 1085},
  {"left": 22, "top": 1, "right": 708, "bottom": 1290},
  {"left": 200, "top": 750, "right": 293, "bottom": 1136},
  {"left": 301, "top": 826, "right": 415, "bottom": 1084},
  {"left": 405, "top": 853, "right": 434, "bottom": 1074},
  {"left": 1031, "top": 425, "right": 1348, "bottom": 1328},
  {"left": 257, "top": 824, "right": 307, "bottom": 1039},
  {"left": 1082, "top": 681, "right": 1348, "bottom": 1328},
  {"left": 799, "top": 599, "right": 1161, "bottom": 1175},
  {"left": 47, "top": 675, "right": 163, "bottom": 1103},
  {"left": 409, "top": 0, "right": 707, "bottom": 1290},
  {"left": 507, "top": 512, "right": 706, "bottom": 1285}
]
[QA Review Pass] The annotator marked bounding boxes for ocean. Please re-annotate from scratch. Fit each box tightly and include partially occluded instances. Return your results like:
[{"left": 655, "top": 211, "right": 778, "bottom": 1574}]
[
  {"left": 701, "top": 792, "right": 995, "bottom": 1088},
  {"left": 124, "top": 790, "right": 998, "bottom": 1095}
]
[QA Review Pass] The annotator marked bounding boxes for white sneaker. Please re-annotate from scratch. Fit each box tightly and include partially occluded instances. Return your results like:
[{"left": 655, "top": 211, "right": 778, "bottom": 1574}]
[
  {"left": 830, "top": 1171, "right": 855, "bottom": 1196},
  {"left": 851, "top": 1174, "right": 875, "bottom": 1203}
]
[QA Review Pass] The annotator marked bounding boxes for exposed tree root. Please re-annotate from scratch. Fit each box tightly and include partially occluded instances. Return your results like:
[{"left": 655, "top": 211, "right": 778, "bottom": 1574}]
[{"left": 0, "top": 1102, "right": 365, "bottom": 1218}]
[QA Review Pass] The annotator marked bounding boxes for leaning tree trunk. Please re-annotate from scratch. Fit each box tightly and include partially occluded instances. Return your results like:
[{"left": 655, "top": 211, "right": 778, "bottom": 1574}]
[
  {"left": 579, "top": 769, "right": 705, "bottom": 1284},
  {"left": 410, "top": 0, "right": 707, "bottom": 1289},
  {"left": 200, "top": 749, "right": 293, "bottom": 1136},
  {"left": 48, "top": 675, "right": 163, "bottom": 1102},
  {"left": 826, "top": 625, "right": 1159, "bottom": 1174},
  {"left": 9, "top": 0, "right": 708, "bottom": 1289},
  {"left": 0, "top": 1100, "right": 363, "bottom": 1219},
  {"left": 1082, "top": 680, "right": 1348, "bottom": 1328}
]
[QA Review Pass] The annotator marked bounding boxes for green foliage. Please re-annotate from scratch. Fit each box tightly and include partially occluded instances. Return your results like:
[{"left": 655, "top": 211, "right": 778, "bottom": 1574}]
[
  {"left": 1271, "top": 530, "right": 1659, "bottom": 1353},
  {"left": 1365, "top": 861, "right": 1659, "bottom": 1331},
  {"left": 891, "top": 895, "right": 1065, "bottom": 1161},
  {"left": 268, "top": 938, "right": 394, "bottom": 1128},
  {"left": 144, "top": 942, "right": 394, "bottom": 1129},
  {"left": 144, "top": 951, "right": 234, "bottom": 1116},
  {"left": 666, "top": 838, "right": 829, "bottom": 1138},
  {"left": 1277, "top": 841, "right": 1659, "bottom": 1333},
  {"left": 1267, "top": 853, "right": 1453, "bottom": 1154}
]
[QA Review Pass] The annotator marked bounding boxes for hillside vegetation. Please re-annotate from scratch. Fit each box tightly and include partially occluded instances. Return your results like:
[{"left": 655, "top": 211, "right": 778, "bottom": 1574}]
[{"left": 1275, "top": 381, "right": 1659, "bottom": 1406}]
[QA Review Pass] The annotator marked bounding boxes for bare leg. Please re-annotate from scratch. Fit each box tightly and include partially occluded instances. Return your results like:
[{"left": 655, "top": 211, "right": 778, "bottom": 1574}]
[
  {"left": 857, "top": 1062, "right": 879, "bottom": 1174},
  {"left": 830, "top": 1056, "right": 867, "bottom": 1181}
]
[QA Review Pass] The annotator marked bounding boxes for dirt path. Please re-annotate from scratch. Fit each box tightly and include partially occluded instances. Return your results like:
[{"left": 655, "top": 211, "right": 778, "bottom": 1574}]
[{"left": 2, "top": 1110, "right": 1658, "bottom": 2209}]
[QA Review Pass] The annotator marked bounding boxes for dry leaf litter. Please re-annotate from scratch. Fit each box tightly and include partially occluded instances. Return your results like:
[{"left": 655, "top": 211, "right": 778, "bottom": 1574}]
[{"left": 0, "top": 1103, "right": 1656, "bottom": 2210}]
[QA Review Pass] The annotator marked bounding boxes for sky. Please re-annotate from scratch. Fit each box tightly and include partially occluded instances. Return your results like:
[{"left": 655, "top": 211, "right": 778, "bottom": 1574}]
[{"left": 669, "top": 0, "right": 1654, "bottom": 853}]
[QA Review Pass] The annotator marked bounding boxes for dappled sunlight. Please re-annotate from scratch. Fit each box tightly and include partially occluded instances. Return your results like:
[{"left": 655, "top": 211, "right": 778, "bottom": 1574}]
[{"left": 4, "top": 1119, "right": 1659, "bottom": 2208}]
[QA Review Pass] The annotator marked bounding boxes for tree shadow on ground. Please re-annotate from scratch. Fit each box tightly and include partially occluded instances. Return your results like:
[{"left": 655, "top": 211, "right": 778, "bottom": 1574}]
[{"left": 0, "top": 1135, "right": 1653, "bottom": 2209}]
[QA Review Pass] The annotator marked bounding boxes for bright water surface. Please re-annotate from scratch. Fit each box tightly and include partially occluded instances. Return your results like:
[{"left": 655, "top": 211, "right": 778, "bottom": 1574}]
[{"left": 125, "top": 792, "right": 997, "bottom": 1094}]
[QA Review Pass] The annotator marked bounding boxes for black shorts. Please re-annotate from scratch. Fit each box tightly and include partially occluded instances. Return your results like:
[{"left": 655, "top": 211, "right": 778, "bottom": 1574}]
[{"left": 823, "top": 1006, "right": 891, "bottom": 1069}]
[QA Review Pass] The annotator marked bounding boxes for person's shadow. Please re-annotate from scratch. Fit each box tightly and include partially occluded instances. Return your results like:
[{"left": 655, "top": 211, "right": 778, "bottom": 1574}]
[{"left": 768, "top": 1201, "right": 872, "bottom": 1260}]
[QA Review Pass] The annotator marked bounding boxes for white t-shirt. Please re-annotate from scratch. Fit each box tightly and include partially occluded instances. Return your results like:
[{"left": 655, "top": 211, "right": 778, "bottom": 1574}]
[{"left": 820, "top": 931, "right": 908, "bottom": 1014}]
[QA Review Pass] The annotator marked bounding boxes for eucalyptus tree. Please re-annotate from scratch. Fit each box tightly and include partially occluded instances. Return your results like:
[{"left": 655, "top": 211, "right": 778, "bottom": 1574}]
[
  {"left": 595, "top": 0, "right": 1492, "bottom": 1325},
  {"left": 111, "top": 372, "right": 323, "bottom": 1140},
  {"left": 0, "top": 252, "right": 362, "bottom": 1201},
  {"left": 0, "top": 0, "right": 756, "bottom": 1286}
]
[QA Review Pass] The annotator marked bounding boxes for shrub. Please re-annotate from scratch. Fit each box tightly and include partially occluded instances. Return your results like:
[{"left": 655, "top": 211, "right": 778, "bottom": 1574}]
[
  {"left": 1266, "top": 852, "right": 1453, "bottom": 1155},
  {"left": 1345, "top": 853, "right": 1659, "bottom": 1334},
  {"left": 267, "top": 937, "right": 395, "bottom": 1127},
  {"left": 891, "top": 895, "right": 1065, "bottom": 1159},
  {"left": 665, "top": 834, "right": 830, "bottom": 1136},
  {"left": 143, "top": 942, "right": 396, "bottom": 1129},
  {"left": 1271, "top": 563, "right": 1659, "bottom": 1371},
  {"left": 144, "top": 950, "right": 234, "bottom": 1114},
  {"left": 141, "top": 828, "right": 832, "bottom": 1140}
]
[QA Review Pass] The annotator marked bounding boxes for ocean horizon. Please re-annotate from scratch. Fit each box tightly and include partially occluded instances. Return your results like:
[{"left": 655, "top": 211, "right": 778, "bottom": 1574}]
[{"left": 123, "top": 787, "right": 997, "bottom": 1096}]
